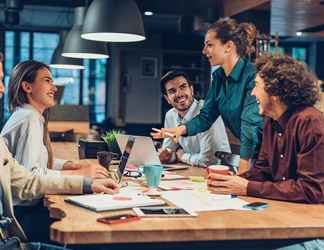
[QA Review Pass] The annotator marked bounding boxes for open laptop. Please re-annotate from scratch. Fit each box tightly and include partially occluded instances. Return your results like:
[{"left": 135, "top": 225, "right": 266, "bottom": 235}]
[
  {"left": 115, "top": 134, "right": 189, "bottom": 171},
  {"left": 116, "top": 135, "right": 135, "bottom": 183}
]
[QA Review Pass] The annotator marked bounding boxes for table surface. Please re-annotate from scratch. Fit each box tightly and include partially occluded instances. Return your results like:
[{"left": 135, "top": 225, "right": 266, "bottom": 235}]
[{"left": 49, "top": 142, "right": 324, "bottom": 245}]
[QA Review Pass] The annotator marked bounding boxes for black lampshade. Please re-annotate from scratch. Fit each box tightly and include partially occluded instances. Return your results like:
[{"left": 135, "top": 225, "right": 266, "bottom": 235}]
[
  {"left": 81, "top": 0, "right": 146, "bottom": 42},
  {"left": 62, "top": 7, "right": 109, "bottom": 59},
  {"left": 50, "top": 31, "right": 84, "bottom": 70}
]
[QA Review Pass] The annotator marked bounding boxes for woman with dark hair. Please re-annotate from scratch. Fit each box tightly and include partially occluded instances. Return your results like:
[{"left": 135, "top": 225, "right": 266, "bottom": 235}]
[
  {"left": 152, "top": 18, "right": 264, "bottom": 173},
  {"left": 1, "top": 60, "right": 107, "bottom": 177},
  {"left": 1, "top": 60, "right": 110, "bottom": 242},
  {"left": 0, "top": 54, "right": 118, "bottom": 249}
]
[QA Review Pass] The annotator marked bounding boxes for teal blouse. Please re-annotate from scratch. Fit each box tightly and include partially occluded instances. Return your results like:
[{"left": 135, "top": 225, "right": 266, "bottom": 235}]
[{"left": 186, "top": 57, "right": 264, "bottom": 159}]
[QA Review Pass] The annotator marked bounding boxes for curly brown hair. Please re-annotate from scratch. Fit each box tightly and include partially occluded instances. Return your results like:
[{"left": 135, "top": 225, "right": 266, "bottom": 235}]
[
  {"left": 256, "top": 54, "right": 319, "bottom": 109},
  {"left": 208, "top": 17, "right": 256, "bottom": 57}
]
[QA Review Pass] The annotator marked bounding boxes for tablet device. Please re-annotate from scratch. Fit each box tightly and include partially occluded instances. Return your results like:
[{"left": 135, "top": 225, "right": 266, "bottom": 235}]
[{"left": 133, "top": 207, "right": 197, "bottom": 217}]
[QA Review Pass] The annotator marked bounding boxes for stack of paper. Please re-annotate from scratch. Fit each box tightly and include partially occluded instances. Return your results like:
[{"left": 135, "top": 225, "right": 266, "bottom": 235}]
[
  {"left": 65, "top": 192, "right": 165, "bottom": 212},
  {"left": 159, "top": 180, "right": 207, "bottom": 191},
  {"left": 162, "top": 190, "right": 248, "bottom": 212}
]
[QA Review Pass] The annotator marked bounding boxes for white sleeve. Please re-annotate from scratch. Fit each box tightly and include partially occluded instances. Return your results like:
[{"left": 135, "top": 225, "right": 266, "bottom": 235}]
[
  {"left": 162, "top": 111, "right": 179, "bottom": 151},
  {"left": 13, "top": 116, "right": 48, "bottom": 176},
  {"left": 53, "top": 158, "right": 67, "bottom": 170}
]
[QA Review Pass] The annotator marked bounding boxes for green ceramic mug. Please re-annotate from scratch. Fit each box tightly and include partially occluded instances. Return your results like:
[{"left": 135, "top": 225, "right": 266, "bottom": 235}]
[{"left": 143, "top": 165, "right": 163, "bottom": 187}]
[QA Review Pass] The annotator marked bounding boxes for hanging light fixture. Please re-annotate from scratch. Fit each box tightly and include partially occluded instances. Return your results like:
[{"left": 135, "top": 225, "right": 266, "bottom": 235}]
[
  {"left": 81, "top": 0, "right": 146, "bottom": 42},
  {"left": 50, "top": 31, "right": 84, "bottom": 70},
  {"left": 62, "top": 7, "right": 109, "bottom": 59}
]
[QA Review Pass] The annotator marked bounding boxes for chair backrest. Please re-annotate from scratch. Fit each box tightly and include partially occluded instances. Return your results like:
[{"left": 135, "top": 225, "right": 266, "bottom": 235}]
[{"left": 214, "top": 151, "right": 240, "bottom": 174}]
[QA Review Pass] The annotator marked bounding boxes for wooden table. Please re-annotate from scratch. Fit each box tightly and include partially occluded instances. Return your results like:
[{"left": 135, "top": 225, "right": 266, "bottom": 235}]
[{"left": 49, "top": 142, "right": 324, "bottom": 248}]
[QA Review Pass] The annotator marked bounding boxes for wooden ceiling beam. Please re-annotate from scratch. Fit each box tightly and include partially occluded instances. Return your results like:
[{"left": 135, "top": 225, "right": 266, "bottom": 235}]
[{"left": 223, "top": 0, "right": 270, "bottom": 17}]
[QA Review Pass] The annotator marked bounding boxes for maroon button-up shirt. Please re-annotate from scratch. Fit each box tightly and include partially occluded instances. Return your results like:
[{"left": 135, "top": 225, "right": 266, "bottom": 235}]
[{"left": 241, "top": 106, "right": 324, "bottom": 203}]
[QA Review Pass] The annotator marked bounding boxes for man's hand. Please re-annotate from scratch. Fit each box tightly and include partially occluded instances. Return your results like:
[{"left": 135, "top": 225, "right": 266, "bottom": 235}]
[
  {"left": 91, "top": 178, "right": 119, "bottom": 194},
  {"left": 207, "top": 173, "right": 248, "bottom": 196},
  {"left": 237, "top": 158, "right": 251, "bottom": 174},
  {"left": 159, "top": 149, "right": 173, "bottom": 163},
  {"left": 175, "top": 148, "right": 184, "bottom": 162}
]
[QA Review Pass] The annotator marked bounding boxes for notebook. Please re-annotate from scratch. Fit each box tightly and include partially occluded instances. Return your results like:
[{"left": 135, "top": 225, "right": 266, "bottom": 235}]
[{"left": 65, "top": 193, "right": 165, "bottom": 212}]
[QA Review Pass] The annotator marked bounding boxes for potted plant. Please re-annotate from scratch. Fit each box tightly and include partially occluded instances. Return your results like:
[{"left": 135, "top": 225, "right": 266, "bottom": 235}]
[{"left": 102, "top": 129, "right": 122, "bottom": 156}]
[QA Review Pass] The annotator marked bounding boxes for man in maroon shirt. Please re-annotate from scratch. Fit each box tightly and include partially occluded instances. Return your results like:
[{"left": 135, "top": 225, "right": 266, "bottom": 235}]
[{"left": 208, "top": 54, "right": 324, "bottom": 205}]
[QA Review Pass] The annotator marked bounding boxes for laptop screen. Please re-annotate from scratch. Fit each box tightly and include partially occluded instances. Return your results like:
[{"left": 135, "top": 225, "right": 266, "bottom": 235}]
[
  {"left": 116, "top": 134, "right": 161, "bottom": 166},
  {"left": 116, "top": 136, "right": 135, "bottom": 183}
]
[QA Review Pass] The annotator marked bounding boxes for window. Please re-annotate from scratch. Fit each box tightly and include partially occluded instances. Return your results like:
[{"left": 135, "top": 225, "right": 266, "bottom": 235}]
[
  {"left": 2, "top": 30, "right": 107, "bottom": 124},
  {"left": 279, "top": 43, "right": 309, "bottom": 64},
  {"left": 83, "top": 59, "right": 107, "bottom": 123},
  {"left": 292, "top": 47, "right": 307, "bottom": 63}
]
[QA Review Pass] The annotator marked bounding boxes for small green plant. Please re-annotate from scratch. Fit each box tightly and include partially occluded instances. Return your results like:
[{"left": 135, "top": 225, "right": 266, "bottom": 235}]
[{"left": 102, "top": 129, "right": 121, "bottom": 153}]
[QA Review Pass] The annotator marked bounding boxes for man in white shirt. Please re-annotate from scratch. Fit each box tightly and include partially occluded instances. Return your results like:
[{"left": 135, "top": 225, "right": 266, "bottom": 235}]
[{"left": 159, "top": 70, "right": 230, "bottom": 167}]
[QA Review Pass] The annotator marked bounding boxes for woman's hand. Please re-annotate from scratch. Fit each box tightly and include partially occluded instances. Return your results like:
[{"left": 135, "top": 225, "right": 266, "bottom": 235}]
[
  {"left": 62, "top": 161, "right": 82, "bottom": 170},
  {"left": 151, "top": 125, "right": 187, "bottom": 143}
]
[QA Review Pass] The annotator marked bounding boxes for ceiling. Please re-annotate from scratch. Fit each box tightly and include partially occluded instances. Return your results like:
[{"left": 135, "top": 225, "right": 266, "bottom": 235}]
[
  {"left": 0, "top": 0, "right": 222, "bottom": 16},
  {"left": 271, "top": 0, "right": 324, "bottom": 36},
  {"left": 1, "top": 0, "right": 324, "bottom": 37}
]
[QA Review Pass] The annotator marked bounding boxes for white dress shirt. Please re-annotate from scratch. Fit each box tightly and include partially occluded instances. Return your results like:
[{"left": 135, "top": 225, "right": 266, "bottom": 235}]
[
  {"left": 1, "top": 104, "right": 66, "bottom": 176},
  {"left": 162, "top": 99, "right": 231, "bottom": 167}
]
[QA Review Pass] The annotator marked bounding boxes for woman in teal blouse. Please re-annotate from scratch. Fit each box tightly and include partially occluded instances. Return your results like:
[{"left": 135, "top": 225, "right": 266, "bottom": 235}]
[{"left": 152, "top": 18, "right": 263, "bottom": 172}]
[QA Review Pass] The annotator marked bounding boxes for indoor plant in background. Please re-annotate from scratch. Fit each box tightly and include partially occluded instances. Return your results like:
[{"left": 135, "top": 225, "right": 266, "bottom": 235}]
[{"left": 102, "top": 129, "right": 122, "bottom": 156}]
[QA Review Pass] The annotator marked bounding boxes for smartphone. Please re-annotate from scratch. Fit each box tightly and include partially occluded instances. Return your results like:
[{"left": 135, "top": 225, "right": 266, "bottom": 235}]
[
  {"left": 97, "top": 214, "right": 140, "bottom": 225},
  {"left": 133, "top": 207, "right": 197, "bottom": 217},
  {"left": 243, "top": 202, "right": 269, "bottom": 210}
]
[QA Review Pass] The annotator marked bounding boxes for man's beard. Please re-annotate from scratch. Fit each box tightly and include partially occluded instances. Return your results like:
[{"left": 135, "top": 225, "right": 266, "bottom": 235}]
[
  {"left": 175, "top": 98, "right": 193, "bottom": 112},
  {"left": 177, "top": 106, "right": 190, "bottom": 112}
]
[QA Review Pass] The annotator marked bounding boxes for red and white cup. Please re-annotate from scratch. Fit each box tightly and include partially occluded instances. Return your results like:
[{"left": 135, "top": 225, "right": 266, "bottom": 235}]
[{"left": 207, "top": 165, "right": 231, "bottom": 176}]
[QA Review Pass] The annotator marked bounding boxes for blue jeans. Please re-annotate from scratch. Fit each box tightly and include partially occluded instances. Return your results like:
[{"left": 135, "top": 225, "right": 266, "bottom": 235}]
[
  {"left": 276, "top": 239, "right": 324, "bottom": 250},
  {"left": 26, "top": 242, "right": 71, "bottom": 250}
]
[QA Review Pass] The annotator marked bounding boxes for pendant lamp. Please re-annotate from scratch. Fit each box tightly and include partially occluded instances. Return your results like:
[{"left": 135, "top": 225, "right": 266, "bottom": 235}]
[
  {"left": 62, "top": 7, "right": 109, "bottom": 59},
  {"left": 50, "top": 31, "right": 84, "bottom": 70},
  {"left": 81, "top": 0, "right": 146, "bottom": 42}
]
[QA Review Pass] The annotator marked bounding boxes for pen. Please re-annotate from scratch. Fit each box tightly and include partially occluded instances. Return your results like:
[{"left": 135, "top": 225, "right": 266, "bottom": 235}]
[{"left": 152, "top": 128, "right": 176, "bottom": 138}]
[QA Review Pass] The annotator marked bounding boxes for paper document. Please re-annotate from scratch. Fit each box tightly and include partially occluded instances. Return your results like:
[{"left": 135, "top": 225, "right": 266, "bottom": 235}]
[
  {"left": 162, "top": 190, "right": 248, "bottom": 212},
  {"left": 159, "top": 180, "right": 207, "bottom": 191},
  {"left": 65, "top": 192, "right": 165, "bottom": 212},
  {"left": 162, "top": 173, "right": 188, "bottom": 180}
]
